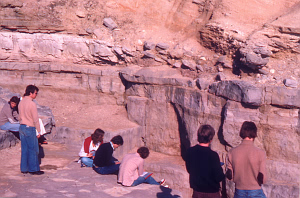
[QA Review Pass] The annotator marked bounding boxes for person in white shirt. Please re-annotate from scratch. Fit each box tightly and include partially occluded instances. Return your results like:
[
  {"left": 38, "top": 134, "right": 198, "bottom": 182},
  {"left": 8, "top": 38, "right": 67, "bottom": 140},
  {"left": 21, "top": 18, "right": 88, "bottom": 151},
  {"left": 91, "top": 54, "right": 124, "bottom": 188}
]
[{"left": 78, "top": 128, "right": 105, "bottom": 167}]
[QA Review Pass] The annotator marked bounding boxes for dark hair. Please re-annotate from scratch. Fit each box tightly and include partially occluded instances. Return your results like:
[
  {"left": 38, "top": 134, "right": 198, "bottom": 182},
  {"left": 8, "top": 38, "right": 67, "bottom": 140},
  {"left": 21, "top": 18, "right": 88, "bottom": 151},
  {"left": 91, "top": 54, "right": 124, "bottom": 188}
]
[
  {"left": 9, "top": 96, "right": 20, "bottom": 105},
  {"left": 197, "top": 125, "right": 215, "bottom": 143},
  {"left": 91, "top": 128, "right": 105, "bottom": 144},
  {"left": 24, "top": 85, "right": 39, "bottom": 96},
  {"left": 111, "top": 135, "right": 123, "bottom": 145},
  {"left": 9, "top": 96, "right": 20, "bottom": 115},
  {"left": 239, "top": 121, "right": 257, "bottom": 139},
  {"left": 137, "top": 147, "right": 149, "bottom": 159}
]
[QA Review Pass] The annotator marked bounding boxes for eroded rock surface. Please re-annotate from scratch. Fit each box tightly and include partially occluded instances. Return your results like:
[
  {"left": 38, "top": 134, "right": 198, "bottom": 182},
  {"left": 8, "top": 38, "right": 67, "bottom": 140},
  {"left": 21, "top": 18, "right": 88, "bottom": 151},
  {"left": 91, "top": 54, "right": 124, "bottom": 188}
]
[{"left": 1, "top": 0, "right": 300, "bottom": 197}]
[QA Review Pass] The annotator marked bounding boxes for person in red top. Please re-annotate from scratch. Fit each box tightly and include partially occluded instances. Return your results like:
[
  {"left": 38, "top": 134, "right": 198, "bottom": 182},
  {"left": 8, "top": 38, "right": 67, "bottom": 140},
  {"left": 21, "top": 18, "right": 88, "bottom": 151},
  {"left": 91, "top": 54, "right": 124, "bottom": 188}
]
[
  {"left": 78, "top": 128, "right": 105, "bottom": 167},
  {"left": 226, "top": 121, "right": 267, "bottom": 198}
]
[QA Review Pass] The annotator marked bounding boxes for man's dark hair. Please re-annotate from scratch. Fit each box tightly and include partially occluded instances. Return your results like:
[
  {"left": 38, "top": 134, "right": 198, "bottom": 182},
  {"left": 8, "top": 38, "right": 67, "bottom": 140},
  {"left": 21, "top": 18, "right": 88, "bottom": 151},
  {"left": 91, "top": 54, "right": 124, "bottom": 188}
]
[
  {"left": 111, "top": 135, "right": 123, "bottom": 145},
  {"left": 197, "top": 124, "right": 215, "bottom": 143},
  {"left": 137, "top": 147, "right": 149, "bottom": 159},
  {"left": 9, "top": 96, "right": 20, "bottom": 105},
  {"left": 239, "top": 121, "right": 257, "bottom": 139},
  {"left": 91, "top": 128, "right": 105, "bottom": 144},
  {"left": 24, "top": 85, "right": 39, "bottom": 96}
]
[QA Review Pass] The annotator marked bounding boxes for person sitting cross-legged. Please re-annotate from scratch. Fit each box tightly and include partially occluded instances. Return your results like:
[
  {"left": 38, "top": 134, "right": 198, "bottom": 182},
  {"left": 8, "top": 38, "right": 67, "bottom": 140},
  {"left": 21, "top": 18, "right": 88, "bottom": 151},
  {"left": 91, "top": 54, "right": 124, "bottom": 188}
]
[
  {"left": 78, "top": 128, "right": 105, "bottom": 167},
  {"left": 93, "top": 135, "right": 123, "bottom": 175},
  {"left": 118, "top": 147, "right": 166, "bottom": 187}
]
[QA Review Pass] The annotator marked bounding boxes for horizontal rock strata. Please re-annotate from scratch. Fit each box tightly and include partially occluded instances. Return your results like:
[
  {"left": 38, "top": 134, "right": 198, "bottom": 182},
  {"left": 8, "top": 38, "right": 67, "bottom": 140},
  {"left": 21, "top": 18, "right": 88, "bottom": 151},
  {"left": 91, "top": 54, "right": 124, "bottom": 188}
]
[{"left": 0, "top": 62, "right": 299, "bottom": 198}]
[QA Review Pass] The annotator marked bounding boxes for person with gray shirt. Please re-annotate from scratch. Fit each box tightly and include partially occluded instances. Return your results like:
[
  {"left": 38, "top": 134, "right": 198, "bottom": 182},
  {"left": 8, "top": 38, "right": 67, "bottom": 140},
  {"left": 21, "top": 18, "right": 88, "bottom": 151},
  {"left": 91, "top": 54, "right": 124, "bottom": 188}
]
[{"left": 0, "top": 96, "right": 20, "bottom": 132}]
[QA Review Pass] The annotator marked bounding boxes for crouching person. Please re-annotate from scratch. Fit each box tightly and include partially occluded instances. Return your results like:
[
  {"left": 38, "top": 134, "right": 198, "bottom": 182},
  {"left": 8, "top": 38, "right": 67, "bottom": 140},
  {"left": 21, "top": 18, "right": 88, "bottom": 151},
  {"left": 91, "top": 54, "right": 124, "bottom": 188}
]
[
  {"left": 0, "top": 96, "right": 20, "bottom": 132},
  {"left": 93, "top": 135, "right": 123, "bottom": 174},
  {"left": 185, "top": 125, "right": 225, "bottom": 198},
  {"left": 118, "top": 147, "right": 166, "bottom": 187},
  {"left": 226, "top": 121, "right": 267, "bottom": 198},
  {"left": 78, "top": 128, "right": 105, "bottom": 167}
]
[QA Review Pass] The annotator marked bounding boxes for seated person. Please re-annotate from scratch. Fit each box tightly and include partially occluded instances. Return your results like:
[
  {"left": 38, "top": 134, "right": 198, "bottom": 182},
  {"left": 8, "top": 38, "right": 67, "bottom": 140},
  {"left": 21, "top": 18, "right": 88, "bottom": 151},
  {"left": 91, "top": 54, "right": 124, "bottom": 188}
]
[
  {"left": 78, "top": 128, "right": 105, "bottom": 167},
  {"left": 0, "top": 96, "right": 20, "bottom": 132},
  {"left": 93, "top": 135, "right": 123, "bottom": 175},
  {"left": 118, "top": 147, "right": 166, "bottom": 187}
]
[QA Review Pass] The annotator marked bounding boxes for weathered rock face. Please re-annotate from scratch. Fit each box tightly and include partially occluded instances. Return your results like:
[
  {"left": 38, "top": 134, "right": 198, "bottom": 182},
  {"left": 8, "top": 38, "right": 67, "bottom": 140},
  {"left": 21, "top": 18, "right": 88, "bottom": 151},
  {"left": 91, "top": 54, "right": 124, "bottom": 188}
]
[
  {"left": 121, "top": 67, "right": 300, "bottom": 198},
  {"left": 1, "top": 0, "right": 300, "bottom": 197},
  {"left": 0, "top": 63, "right": 299, "bottom": 197}
]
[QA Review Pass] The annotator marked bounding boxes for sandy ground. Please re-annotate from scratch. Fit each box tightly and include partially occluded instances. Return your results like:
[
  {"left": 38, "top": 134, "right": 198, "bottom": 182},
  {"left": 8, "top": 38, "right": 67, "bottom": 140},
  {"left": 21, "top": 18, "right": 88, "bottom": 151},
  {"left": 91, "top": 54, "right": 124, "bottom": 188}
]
[
  {"left": 36, "top": 90, "right": 138, "bottom": 131},
  {"left": 0, "top": 142, "right": 182, "bottom": 198}
]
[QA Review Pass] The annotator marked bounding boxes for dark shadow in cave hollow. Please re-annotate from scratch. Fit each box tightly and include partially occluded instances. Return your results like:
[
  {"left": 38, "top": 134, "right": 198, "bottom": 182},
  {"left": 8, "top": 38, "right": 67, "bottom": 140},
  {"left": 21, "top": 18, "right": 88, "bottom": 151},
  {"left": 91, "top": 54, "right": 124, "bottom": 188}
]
[
  {"left": 119, "top": 72, "right": 133, "bottom": 91},
  {"left": 171, "top": 103, "right": 191, "bottom": 162},
  {"left": 217, "top": 102, "right": 232, "bottom": 148}
]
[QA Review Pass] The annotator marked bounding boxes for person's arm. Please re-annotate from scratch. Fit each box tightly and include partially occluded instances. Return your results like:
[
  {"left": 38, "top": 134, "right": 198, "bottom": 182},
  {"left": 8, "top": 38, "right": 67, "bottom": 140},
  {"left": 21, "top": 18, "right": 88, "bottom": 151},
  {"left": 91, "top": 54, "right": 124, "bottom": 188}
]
[
  {"left": 185, "top": 148, "right": 191, "bottom": 174},
  {"left": 31, "top": 102, "right": 41, "bottom": 133},
  {"left": 137, "top": 159, "right": 144, "bottom": 176},
  {"left": 79, "top": 141, "right": 89, "bottom": 157},
  {"left": 12, "top": 110, "right": 19, "bottom": 121},
  {"left": 8, "top": 118, "right": 19, "bottom": 124},
  {"left": 212, "top": 152, "right": 225, "bottom": 182},
  {"left": 3, "top": 104, "right": 17, "bottom": 123},
  {"left": 258, "top": 151, "right": 267, "bottom": 185}
]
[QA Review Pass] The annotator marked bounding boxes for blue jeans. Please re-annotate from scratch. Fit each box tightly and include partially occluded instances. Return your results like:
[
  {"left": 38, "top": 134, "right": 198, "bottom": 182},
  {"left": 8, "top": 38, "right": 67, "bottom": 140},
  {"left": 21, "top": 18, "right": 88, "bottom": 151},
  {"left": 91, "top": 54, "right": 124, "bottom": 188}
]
[
  {"left": 81, "top": 157, "right": 93, "bottom": 167},
  {"left": 0, "top": 122, "right": 20, "bottom": 132},
  {"left": 234, "top": 189, "right": 266, "bottom": 198},
  {"left": 19, "top": 125, "right": 40, "bottom": 172},
  {"left": 131, "top": 174, "right": 159, "bottom": 186},
  {"left": 93, "top": 163, "right": 120, "bottom": 174}
]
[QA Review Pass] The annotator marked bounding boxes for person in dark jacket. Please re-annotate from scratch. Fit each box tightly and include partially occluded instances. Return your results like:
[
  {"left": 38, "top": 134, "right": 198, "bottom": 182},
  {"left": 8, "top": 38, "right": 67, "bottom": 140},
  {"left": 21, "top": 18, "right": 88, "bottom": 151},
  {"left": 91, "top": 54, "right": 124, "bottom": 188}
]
[
  {"left": 185, "top": 125, "right": 225, "bottom": 198},
  {"left": 93, "top": 135, "right": 123, "bottom": 174}
]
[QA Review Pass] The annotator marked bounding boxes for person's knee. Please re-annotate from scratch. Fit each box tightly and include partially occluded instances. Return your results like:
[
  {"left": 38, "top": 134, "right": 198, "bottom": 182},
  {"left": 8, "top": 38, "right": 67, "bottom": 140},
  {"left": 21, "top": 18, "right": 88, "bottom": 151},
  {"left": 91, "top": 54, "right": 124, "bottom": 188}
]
[{"left": 81, "top": 157, "right": 91, "bottom": 165}]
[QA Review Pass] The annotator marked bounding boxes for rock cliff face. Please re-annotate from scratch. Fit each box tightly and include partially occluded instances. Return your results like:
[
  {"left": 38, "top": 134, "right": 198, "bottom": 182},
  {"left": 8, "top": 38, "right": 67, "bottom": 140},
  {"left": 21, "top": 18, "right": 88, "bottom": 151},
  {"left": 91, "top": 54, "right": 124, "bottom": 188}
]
[{"left": 0, "top": 0, "right": 299, "bottom": 197}]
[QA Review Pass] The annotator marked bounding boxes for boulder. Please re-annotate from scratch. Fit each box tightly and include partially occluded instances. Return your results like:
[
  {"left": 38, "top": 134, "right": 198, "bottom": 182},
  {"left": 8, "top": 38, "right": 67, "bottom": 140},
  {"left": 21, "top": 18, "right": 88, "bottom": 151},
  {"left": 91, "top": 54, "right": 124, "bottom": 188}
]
[
  {"left": 144, "top": 41, "right": 156, "bottom": 50},
  {"left": 209, "top": 80, "right": 263, "bottom": 106},
  {"left": 181, "top": 59, "right": 197, "bottom": 71},
  {"left": 142, "top": 51, "right": 156, "bottom": 59},
  {"left": 0, "top": 130, "right": 18, "bottom": 150},
  {"left": 120, "top": 66, "right": 195, "bottom": 87},
  {"left": 283, "top": 78, "right": 298, "bottom": 88},
  {"left": 266, "top": 86, "right": 300, "bottom": 108},
  {"left": 196, "top": 65, "right": 204, "bottom": 72},
  {"left": 156, "top": 43, "right": 169, "bottom": 50},
  {"left": 103, "top": 18, "right": 118, "bottom": 30},
  {"left": 195, "top": 78, "right": 210, "bottom": 90},
  {"left": 239, "top": 46, "right": 270, "bottom": 70}
]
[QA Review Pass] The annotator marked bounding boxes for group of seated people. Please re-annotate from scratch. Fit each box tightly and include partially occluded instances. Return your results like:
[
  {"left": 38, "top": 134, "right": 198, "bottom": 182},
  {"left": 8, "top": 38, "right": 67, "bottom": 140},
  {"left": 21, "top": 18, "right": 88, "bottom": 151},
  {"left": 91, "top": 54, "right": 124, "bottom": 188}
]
[{"left": 78, "top": 129, "right": 166, "bottom": 187}]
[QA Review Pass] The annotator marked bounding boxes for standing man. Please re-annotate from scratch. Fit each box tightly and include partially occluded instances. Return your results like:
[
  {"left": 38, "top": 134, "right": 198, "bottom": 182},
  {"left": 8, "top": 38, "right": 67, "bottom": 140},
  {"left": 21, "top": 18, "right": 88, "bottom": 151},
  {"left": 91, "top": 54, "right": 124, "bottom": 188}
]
[
  {"left": 226, "top": 121, "right": 267, "bottom": 198},
  {"left": 93, "top": 135, "right": 123, "bottom": 175},
  {"left": 19, "top": 85, "right": 44, "bottom": 175},
  {"left": 185, "top": 125, "right": 225, "bottom": 198}
]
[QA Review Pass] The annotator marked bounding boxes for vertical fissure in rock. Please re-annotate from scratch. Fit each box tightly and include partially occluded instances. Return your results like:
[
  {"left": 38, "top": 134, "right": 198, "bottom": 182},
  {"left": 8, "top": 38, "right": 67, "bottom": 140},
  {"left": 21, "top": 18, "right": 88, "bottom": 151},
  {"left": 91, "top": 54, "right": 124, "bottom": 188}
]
[
  {"left": 218, "top": 100, "right": 232, "bottom": 149},
  {"left": 171, "top": 102, "right": 190, "bottom": 161}
]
